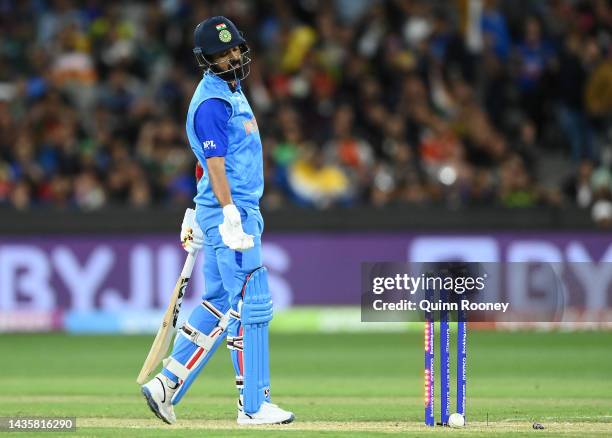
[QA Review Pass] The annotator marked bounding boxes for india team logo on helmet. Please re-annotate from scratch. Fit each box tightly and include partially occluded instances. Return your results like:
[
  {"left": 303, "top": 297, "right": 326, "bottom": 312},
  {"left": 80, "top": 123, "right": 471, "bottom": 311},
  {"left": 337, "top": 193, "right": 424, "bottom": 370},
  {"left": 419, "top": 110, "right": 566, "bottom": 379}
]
[
  {"left": 216, "top": 22, "right": 232, "bottom": 43},
  {"left": 219, "top": 30, "right": 232, "bottom": 43}
]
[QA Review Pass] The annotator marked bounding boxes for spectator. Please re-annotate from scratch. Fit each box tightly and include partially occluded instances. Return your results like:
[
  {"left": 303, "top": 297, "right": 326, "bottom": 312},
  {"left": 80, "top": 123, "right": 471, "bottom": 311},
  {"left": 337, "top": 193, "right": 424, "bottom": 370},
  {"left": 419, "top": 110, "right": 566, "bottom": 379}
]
[
  {"left": 554, "top": 31, "right": 594, "bottom": 160},
  {"left": 512, "top": 16, "right": 556, "bottom": 133}
]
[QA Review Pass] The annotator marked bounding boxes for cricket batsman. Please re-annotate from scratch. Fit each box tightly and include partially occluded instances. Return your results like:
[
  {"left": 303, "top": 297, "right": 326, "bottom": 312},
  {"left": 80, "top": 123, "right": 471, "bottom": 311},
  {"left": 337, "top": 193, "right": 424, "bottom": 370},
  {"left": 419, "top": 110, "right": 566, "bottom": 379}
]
[{"left": 141, "top": 16, "right": 294, "bottom": 425}]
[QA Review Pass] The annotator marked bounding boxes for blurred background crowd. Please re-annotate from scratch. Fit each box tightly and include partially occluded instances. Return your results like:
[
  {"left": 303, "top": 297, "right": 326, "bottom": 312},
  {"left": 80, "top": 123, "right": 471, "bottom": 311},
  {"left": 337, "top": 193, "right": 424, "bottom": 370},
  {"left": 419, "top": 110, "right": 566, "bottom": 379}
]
[{"left": 0, "top": 0, "right": 611, "bottom": 221}]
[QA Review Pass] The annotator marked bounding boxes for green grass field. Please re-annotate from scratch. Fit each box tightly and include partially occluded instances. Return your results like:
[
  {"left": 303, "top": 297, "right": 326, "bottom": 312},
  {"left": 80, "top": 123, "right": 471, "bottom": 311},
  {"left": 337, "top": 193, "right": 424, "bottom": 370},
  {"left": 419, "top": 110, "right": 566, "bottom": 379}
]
[{"left": 1, "top": 331, "right": 611, "bottom": 437}]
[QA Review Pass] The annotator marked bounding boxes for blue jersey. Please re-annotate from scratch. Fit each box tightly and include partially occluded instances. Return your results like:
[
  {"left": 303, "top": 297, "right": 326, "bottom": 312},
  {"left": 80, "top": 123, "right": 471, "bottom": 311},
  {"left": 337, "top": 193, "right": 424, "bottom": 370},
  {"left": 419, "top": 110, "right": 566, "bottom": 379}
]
[{"left": 186, "top": 73, "right": 263, "bottom": 209}]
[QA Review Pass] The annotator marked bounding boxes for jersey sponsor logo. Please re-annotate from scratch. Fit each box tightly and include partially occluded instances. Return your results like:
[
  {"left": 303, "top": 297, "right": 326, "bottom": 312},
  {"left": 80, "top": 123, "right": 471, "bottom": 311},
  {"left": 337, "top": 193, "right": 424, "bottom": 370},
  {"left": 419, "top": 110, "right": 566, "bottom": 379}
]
[
  {"left": 243, "top": 117, "right": 259, "bottom": 135},
  {"left": 203, "top": 140, "right": 217, "bottom": 150}
]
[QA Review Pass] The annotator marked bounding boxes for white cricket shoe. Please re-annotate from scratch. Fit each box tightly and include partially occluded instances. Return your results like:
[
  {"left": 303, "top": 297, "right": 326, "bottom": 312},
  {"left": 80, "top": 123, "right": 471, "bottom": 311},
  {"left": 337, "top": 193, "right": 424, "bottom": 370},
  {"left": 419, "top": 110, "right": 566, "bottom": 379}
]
[
  {"left": 141, "top": 373, "right": 178, "bottom": 424},
  {"left": 237, "top": 399, "right": 295, "bottom": 425}
]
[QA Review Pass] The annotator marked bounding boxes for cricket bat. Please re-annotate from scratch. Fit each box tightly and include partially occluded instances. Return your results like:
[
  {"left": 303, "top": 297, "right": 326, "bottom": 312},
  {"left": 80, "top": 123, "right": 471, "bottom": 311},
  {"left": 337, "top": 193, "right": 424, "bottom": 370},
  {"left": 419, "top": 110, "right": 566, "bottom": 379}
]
[{"left": 136, "top": 210, "right": 199, "bottom": 384}]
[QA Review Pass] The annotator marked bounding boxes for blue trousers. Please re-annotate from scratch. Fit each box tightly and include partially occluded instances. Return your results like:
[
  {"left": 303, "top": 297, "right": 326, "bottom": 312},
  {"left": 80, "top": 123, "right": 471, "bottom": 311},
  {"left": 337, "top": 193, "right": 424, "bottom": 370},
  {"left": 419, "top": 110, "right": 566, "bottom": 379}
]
[{"left": 162, "top": 206, "right": 264, "bottom": 402}]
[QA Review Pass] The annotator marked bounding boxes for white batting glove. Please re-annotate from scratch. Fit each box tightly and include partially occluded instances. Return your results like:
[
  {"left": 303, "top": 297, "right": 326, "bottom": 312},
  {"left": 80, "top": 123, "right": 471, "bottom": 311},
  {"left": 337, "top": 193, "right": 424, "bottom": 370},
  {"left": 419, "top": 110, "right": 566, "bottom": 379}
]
[
  {"left": 180, "top": 208, "right": 203, "bottom": 254},
  {"left": 219, "top": 204, "right": 254, "bottom": 252}
]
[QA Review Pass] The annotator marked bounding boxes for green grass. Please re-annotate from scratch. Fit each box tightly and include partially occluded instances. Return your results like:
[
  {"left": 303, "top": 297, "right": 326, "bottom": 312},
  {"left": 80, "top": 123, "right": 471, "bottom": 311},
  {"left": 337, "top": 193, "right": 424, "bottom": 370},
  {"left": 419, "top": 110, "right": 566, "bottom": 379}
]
[{"left": 1, "top": 331, "right": 611, "bottom": 436}]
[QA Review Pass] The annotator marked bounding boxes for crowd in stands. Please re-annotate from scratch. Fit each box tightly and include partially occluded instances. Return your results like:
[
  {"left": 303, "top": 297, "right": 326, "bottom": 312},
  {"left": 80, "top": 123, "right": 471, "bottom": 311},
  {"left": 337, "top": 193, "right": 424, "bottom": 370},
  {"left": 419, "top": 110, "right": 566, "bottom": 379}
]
[{"left": 0, "top": 0, "right": 611, "bottom": 222}]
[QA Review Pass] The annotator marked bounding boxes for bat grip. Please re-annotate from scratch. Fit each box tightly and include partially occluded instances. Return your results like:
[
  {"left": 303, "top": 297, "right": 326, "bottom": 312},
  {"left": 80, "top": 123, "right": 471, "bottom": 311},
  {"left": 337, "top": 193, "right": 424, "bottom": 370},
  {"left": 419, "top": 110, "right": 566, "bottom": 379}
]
[{"left": 180, "top": 252, "right": 197, "bottom": 278}]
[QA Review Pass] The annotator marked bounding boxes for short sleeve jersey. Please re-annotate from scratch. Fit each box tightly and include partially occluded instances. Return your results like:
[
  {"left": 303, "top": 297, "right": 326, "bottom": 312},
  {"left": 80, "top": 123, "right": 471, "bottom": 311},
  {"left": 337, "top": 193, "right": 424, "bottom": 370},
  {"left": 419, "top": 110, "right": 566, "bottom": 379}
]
[{"left": 186, "top": 73, "right": 264, "bottom": 209}]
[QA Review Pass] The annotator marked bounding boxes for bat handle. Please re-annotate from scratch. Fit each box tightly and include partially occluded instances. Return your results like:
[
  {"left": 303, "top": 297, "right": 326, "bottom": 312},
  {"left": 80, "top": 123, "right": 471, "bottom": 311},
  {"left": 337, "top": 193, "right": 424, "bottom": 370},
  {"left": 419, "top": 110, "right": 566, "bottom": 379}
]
[{"left": 180, "top": 252, "right": 197, "bottom": 278}]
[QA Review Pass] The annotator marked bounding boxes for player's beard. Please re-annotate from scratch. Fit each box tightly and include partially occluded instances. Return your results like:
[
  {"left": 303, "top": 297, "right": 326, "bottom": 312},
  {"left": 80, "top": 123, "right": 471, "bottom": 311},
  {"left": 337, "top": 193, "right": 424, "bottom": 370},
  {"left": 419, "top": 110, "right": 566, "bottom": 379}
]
[{"left": 210, "top": 53, "right": 251, "bottom": 82}]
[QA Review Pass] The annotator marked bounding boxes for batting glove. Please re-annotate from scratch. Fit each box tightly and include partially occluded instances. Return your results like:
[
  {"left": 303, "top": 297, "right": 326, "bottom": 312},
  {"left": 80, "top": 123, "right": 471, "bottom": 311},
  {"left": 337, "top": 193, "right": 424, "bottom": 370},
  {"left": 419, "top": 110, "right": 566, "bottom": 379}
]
[
  {"left": 219, "top": 204, "right": 254, "bottom": 252},
  {"left": 180, "top": 208, "right": 204, "bottom": 254}
]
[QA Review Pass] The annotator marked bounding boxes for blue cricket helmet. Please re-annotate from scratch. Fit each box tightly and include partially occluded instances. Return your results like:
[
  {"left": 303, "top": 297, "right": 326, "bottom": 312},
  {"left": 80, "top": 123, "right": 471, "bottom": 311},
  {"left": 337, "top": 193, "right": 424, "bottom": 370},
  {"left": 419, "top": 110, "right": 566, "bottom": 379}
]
[{"left": 193, "top": 16, "right": 251, "bottom": 82}]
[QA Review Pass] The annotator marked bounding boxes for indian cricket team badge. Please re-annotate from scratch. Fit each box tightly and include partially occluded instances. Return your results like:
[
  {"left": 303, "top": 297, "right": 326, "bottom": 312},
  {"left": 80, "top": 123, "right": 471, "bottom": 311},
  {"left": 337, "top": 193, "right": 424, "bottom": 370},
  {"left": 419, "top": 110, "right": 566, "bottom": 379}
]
[{"left": 216, "top": 23, "right": 232, "bottom": 43}]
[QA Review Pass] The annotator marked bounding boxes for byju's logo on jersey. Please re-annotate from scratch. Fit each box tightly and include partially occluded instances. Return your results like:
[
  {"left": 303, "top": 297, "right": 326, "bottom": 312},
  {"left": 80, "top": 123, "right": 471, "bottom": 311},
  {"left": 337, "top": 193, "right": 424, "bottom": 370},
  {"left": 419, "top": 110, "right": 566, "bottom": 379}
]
[{"left": 203, "top": 140, "right": 217, "bottom": 150}]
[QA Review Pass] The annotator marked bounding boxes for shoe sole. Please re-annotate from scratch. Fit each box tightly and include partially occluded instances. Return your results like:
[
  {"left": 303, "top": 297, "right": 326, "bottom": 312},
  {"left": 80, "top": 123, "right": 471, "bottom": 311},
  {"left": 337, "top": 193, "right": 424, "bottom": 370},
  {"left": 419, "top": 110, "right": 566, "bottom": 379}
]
[
  {"left": 141, "top": 386, "right": 173, "bottom": 425},
  {"left": 237, "top": 413, "right": 295, "bottom": 425}
]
